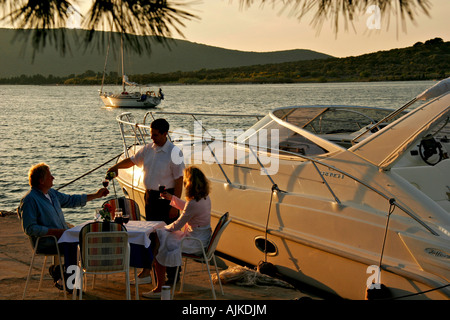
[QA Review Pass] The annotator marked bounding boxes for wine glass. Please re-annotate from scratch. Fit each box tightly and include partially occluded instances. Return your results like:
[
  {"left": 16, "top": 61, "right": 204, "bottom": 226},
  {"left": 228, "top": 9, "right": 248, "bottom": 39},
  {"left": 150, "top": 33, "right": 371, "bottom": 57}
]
[
  {"left": 158, "top": 185, "right": 166, "bottom": 199},
  {"left": 102, "top": 180, "right": 109, "bottom": 188},
  {"left": 114, "top": 209, "right": 123, "bottom": 224},
  {"left": 94, "top": 208, "right": 101, "bottom": 221},
  {"left": 122, "top": 214, "right": 130, "bottom": 224}
]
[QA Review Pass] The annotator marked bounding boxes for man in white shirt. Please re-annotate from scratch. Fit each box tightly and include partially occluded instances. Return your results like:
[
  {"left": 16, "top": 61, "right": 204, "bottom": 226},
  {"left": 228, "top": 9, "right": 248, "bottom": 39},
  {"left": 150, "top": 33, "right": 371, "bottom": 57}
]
[{"left": 107, "top": 118, "right": 184, "bottom": 284}]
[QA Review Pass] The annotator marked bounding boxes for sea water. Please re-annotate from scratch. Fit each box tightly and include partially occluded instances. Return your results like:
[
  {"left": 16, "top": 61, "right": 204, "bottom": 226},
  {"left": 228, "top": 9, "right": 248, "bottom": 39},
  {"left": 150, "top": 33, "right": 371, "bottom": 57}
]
[{"left": 0, "top": 81, "right": 434, "bottom": 225}]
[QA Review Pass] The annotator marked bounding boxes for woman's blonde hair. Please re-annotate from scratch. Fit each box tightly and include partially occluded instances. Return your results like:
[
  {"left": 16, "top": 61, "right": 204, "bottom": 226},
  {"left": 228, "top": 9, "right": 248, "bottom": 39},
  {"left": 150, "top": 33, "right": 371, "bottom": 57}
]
[
  {"left": 183, "top": 166, "right": 210, "bottom": 201},
  {"left": 28, "top": 163, "right": 50, "bottom": 188}
]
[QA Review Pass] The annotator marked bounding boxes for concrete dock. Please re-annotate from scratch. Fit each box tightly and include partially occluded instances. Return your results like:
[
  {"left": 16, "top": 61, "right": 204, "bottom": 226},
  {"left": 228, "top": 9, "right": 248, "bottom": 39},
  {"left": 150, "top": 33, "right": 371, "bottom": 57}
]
[{"left": 0, "top": 213, "right": 317, "bottom": 301}]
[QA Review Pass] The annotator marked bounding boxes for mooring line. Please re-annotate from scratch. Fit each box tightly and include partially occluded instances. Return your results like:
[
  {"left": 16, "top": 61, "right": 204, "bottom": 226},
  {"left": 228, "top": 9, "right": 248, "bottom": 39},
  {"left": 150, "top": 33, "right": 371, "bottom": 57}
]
[{"left": 56, "top": 151, "right": 123, "bottom": 191}]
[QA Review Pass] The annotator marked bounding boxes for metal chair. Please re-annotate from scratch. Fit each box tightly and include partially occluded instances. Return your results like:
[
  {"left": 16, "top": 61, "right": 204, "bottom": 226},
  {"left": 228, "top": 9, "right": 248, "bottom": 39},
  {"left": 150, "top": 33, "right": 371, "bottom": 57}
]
[
  {"left": 22, "top": 235, "right": 67, "bottom": 299},
  {"left": 102, "top": 198, "right": 149, "bottom": 296},
  {"left": 74, "top": 221, "right": 135, "bottom": 300},
  {"left": 102, "top": 197, "right": 141, "bottom": 221},
  {"left": 172, "top": 212, "right": 231, "bottom": 300}
]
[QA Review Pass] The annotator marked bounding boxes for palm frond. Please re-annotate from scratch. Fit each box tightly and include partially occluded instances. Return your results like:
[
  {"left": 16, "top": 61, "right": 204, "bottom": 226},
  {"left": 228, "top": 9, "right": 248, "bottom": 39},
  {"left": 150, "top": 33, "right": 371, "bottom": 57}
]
[
  {"left": 0, "top": 0, "right": 198, "bottom": 58},
  {"left": 238, "top": 0, "right": 431, "bottom": 34}
]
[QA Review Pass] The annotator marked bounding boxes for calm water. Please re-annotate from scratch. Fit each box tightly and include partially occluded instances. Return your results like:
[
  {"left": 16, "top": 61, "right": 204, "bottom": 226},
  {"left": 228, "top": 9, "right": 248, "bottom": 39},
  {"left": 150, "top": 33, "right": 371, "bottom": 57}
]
[{"left": 0, "top": 81, "right": 434, "bottom": 225}]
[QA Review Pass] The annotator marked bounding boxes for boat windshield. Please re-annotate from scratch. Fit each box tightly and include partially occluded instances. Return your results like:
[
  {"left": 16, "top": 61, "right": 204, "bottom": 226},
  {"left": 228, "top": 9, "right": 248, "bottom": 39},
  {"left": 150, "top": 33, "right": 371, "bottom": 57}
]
[
  {"left": 235, "top": 106, "right": 400, "bottom": 157},
  {"left": 273, "top": 106, "right": 397, "bottom": 135},
  {"left": 235, "top": 111, "right": 330, "bottom": 157}
]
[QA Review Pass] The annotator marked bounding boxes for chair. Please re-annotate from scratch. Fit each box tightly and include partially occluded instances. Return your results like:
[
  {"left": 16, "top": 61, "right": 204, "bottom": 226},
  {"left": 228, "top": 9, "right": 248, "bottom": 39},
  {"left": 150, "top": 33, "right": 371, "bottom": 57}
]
[
  {"left": 172, "top": 212, "right": 231, "bottom": 300},
  {"left": 102, "top": 197, "right": 141, "bottom": 221},
  {"left": 74, "top": 221, "right": 137, "bottom": 300},
  {"left": 22, "top": 235, "right": 67, "bottom": 299}
]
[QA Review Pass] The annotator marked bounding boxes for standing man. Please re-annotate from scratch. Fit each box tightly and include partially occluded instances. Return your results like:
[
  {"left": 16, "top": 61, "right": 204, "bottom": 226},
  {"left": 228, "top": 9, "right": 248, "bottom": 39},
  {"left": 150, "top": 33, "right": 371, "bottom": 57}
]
[{"left": 107, "top": 118, "right": 184, "bottom": 284}]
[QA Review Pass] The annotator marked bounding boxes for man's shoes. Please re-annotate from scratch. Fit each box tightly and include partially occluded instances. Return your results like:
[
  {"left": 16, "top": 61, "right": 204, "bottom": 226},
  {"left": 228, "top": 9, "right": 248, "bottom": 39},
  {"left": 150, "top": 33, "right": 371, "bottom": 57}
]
[
  {"left": 54, "top": 279, "right": 73, "bottom": 294},
  {"left": 54, "top": 280, "right": 64, "bottom": 290},
  {"left": 131, "top": 276, "right": 152, "bottom": 285},
  {"left": 49, "top": 265, "right": 62, "bottom": 281},
  {"left": 142, "top": 290, "right": 161, "bottom": 299}
]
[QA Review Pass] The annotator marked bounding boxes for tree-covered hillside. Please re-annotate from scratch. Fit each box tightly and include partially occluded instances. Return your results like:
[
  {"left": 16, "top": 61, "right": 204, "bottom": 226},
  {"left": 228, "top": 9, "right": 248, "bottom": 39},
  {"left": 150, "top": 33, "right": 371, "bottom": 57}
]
[{"left": 0, "top": 38, "right": 447, "bottom": 85}]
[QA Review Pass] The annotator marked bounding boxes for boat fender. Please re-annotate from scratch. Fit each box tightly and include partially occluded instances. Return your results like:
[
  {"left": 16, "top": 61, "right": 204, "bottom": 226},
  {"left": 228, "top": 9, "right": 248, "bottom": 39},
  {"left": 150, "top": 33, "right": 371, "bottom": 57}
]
[{"left": 365, "top": 284, "right": 392, "bottom": 300}]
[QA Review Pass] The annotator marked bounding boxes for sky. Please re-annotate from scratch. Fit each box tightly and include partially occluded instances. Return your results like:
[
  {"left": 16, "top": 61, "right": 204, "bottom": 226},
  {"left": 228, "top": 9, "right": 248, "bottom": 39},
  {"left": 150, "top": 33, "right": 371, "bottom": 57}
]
[
  {"left": 2, "top": 0, "right": 449, "bottom": 58},
  {"left": 178, "top": 0, "right": 450, "bottom": 58}
]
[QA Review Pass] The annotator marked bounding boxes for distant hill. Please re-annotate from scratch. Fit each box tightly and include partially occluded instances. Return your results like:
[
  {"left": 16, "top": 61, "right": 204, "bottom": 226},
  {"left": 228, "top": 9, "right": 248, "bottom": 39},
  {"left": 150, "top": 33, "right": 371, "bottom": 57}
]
[
  {"left": 0, "top": 28, "right": 333, "bottom": 77},
  {"left": 129, "top": 37, "right": 446, "bottom": 84}
]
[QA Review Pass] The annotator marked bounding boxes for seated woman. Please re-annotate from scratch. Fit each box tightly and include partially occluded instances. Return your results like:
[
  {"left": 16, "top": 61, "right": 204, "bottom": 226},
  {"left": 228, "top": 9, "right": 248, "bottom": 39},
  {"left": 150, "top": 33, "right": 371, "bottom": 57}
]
[{"left": 143, "top": 166, "right": 211, "bottom": 299}]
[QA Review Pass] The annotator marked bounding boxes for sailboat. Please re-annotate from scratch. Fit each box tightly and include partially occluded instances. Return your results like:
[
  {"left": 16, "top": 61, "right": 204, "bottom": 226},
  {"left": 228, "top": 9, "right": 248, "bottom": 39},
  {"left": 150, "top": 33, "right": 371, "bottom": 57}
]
[{"left": 99, "top": 33, "right": 164, "bottom": 108}]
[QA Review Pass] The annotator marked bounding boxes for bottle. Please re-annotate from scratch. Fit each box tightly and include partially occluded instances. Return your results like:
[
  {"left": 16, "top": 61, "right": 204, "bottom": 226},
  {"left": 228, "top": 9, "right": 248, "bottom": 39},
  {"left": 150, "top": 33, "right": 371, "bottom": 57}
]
[{"left": 161, "top": 286, "right": 171, "bottom": 300}]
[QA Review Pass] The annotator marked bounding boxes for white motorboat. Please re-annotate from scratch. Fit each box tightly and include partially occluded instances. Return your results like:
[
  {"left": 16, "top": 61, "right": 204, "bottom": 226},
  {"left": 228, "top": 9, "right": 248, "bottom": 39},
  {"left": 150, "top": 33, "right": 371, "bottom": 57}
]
[{"left": 113, "top": 79, "right": 450, "bottom": 299}]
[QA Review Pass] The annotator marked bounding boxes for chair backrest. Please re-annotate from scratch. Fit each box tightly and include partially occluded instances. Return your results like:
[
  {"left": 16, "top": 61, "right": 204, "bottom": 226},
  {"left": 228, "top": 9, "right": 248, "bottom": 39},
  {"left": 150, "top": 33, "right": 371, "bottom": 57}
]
[
  {"left": 79, "top": 221, "right": 125, "bottom": 243},
  {"left": 205, "top": 212, "right": 231, "bottom": 259},
  {"left": 103, "top": 197, "right": 140, "bottom": 220},
  {"left": 79, "top": 222, "right": 129, "bottom": 272},
  {"left": 82, "top": 232, "right": 129, "bottom": 272}
]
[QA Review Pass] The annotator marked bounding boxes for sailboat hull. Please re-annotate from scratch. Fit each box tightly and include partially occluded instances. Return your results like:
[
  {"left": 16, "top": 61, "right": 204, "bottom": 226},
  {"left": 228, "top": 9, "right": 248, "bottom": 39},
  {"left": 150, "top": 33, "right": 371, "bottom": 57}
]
[{"left": 101, "top": 92, "right": 161, "bottom": 108}]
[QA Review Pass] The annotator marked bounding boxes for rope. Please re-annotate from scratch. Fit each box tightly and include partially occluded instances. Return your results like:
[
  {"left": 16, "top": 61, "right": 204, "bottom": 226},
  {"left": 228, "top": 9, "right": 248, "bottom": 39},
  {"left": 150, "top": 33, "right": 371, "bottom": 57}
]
[
  {"left": 56, "top": 151, "right": 123, "bottom": 191},
  {"left": 373, "top": 198, "right": 450, "bottom": 300},
  {"left": 388, "top": 283, "right": 450, "bottom": 300},
  {"left": 263, "top": 184, "right": 278, "bottom": 262},
  {"left": 378, "top": 198, "right": 396, "bottom": 270}
]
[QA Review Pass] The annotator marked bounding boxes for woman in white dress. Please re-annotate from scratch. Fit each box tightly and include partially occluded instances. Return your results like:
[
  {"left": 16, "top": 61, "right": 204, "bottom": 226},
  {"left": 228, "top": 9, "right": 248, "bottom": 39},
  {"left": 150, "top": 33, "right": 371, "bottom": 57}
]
[{"left": 143, "top": 166, "right": 212, "bottom": 298}]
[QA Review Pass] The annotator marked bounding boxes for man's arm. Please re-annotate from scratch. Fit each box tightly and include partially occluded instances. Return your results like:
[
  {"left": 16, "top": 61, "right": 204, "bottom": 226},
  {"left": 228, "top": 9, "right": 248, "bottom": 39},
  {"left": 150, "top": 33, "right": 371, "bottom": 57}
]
[
  {"left": 86, "top": 188, "right": 110, "bottom": 202},
  {"left": 168, "top": 176, "right": 183, "bottom": 219},
  {"left": 173, "top": 176, "right": 183, "bottom": 199},
  {"left": 46, "top": 228, "right": 66, "bottom": 239},
  {"left": 107, "top": 157, "right": 135, "bottom": 176}
]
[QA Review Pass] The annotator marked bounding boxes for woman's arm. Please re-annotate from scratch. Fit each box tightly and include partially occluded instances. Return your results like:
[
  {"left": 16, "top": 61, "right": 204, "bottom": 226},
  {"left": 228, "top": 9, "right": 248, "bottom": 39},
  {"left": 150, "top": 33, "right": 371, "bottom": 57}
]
[{"left": 169, "top": 195, "right": 186, "bottom": 210}]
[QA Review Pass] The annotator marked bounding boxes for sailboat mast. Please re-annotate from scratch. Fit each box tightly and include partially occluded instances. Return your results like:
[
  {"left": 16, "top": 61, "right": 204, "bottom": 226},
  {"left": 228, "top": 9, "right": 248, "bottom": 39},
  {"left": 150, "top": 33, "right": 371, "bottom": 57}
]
[
  {"left": 121, "top": 31, "right": 125, "bottom": 93},
  {"left": 100, "top": 34, "right": 111, "bottom": 95}
]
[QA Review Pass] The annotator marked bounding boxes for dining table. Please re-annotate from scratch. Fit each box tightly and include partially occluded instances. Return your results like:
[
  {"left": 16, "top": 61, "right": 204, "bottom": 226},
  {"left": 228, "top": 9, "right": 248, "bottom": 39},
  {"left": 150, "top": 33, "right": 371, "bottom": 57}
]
[{"left": 58, "top": 220, "right": 166, "bottom": 269}]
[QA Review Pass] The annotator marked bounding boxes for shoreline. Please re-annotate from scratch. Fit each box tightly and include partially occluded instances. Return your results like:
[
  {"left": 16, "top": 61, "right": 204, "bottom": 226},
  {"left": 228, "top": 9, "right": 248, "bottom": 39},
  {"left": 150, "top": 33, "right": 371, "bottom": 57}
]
[{"left": 0, "top": 79, "right": 438, "bottom": 86}]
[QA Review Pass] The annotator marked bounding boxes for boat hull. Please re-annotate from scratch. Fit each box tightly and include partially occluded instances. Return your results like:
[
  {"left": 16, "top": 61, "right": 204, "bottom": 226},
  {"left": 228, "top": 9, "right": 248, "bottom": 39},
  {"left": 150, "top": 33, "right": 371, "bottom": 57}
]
[
  {"left": 101, "top": 93, "right": 161, "bottom": 108},
  {"left": 115, "top": 159, "right": 450, "bottom": 300},
  {"left": 112, "top": 95, "right": 450, "bottom": 299}
]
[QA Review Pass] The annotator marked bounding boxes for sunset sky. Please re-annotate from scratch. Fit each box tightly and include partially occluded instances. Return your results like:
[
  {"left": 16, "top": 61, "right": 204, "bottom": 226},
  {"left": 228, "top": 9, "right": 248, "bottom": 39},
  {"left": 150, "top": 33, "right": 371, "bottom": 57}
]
[
  {"left": 2, "top": 0, "right": 449, "bottom": 58},
  {"left": 179, "top": 0, "right": 449, "bottom": 58}
]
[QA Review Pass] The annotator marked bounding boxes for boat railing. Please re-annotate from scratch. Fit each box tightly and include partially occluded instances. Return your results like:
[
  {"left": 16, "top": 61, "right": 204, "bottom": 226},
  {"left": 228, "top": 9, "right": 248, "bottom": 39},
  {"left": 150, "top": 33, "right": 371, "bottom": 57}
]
[
  {"left": 352, "top": 77, "right": 450, "bottom": 144},
  {"left": 116, "top": 112, "right": 438, "bottom": 236}
]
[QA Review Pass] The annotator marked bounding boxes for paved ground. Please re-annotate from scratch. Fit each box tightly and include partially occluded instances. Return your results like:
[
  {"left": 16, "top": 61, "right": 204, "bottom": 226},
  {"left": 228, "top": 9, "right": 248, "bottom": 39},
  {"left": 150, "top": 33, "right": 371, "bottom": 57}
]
[{"left": 0, "top": 213, "right": 318, "bottom": 301}]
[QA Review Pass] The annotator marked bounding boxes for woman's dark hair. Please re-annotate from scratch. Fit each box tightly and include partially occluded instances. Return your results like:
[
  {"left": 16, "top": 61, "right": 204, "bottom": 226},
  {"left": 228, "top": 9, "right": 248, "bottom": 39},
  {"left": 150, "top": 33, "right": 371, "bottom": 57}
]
[{"left": 184, "top": 166, "right": 210, "bottom": 201}]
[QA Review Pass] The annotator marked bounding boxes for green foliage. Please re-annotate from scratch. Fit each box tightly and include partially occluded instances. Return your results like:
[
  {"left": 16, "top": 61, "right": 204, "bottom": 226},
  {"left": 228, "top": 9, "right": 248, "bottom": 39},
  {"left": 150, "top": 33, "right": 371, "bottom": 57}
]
[{"left": 0, "top": 38, "right": 448, "bottom": 85}]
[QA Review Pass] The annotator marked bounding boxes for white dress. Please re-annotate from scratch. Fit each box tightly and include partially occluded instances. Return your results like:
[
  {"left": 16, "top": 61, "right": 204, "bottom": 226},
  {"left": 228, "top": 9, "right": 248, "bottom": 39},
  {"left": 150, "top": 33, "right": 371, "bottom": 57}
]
[{"left": 156, "top": 196, "right": 212, "bottom": 267}]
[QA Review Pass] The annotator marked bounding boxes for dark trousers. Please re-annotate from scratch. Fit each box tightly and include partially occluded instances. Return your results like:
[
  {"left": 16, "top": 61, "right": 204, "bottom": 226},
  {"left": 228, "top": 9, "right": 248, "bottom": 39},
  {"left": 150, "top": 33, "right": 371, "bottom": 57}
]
[
  {"left": 144, "top": 188, "right": 177, "bottom": 224},
  {"left": 144, "top": 189, "right": 179, "bottom": 280}
]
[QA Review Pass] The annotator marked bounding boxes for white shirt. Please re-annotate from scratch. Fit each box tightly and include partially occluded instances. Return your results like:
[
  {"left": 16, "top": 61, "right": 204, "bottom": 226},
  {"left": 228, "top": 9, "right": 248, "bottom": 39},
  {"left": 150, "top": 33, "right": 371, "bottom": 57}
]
[{"left": 130, "top": 140, "right": 185, "bottom": 190}]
